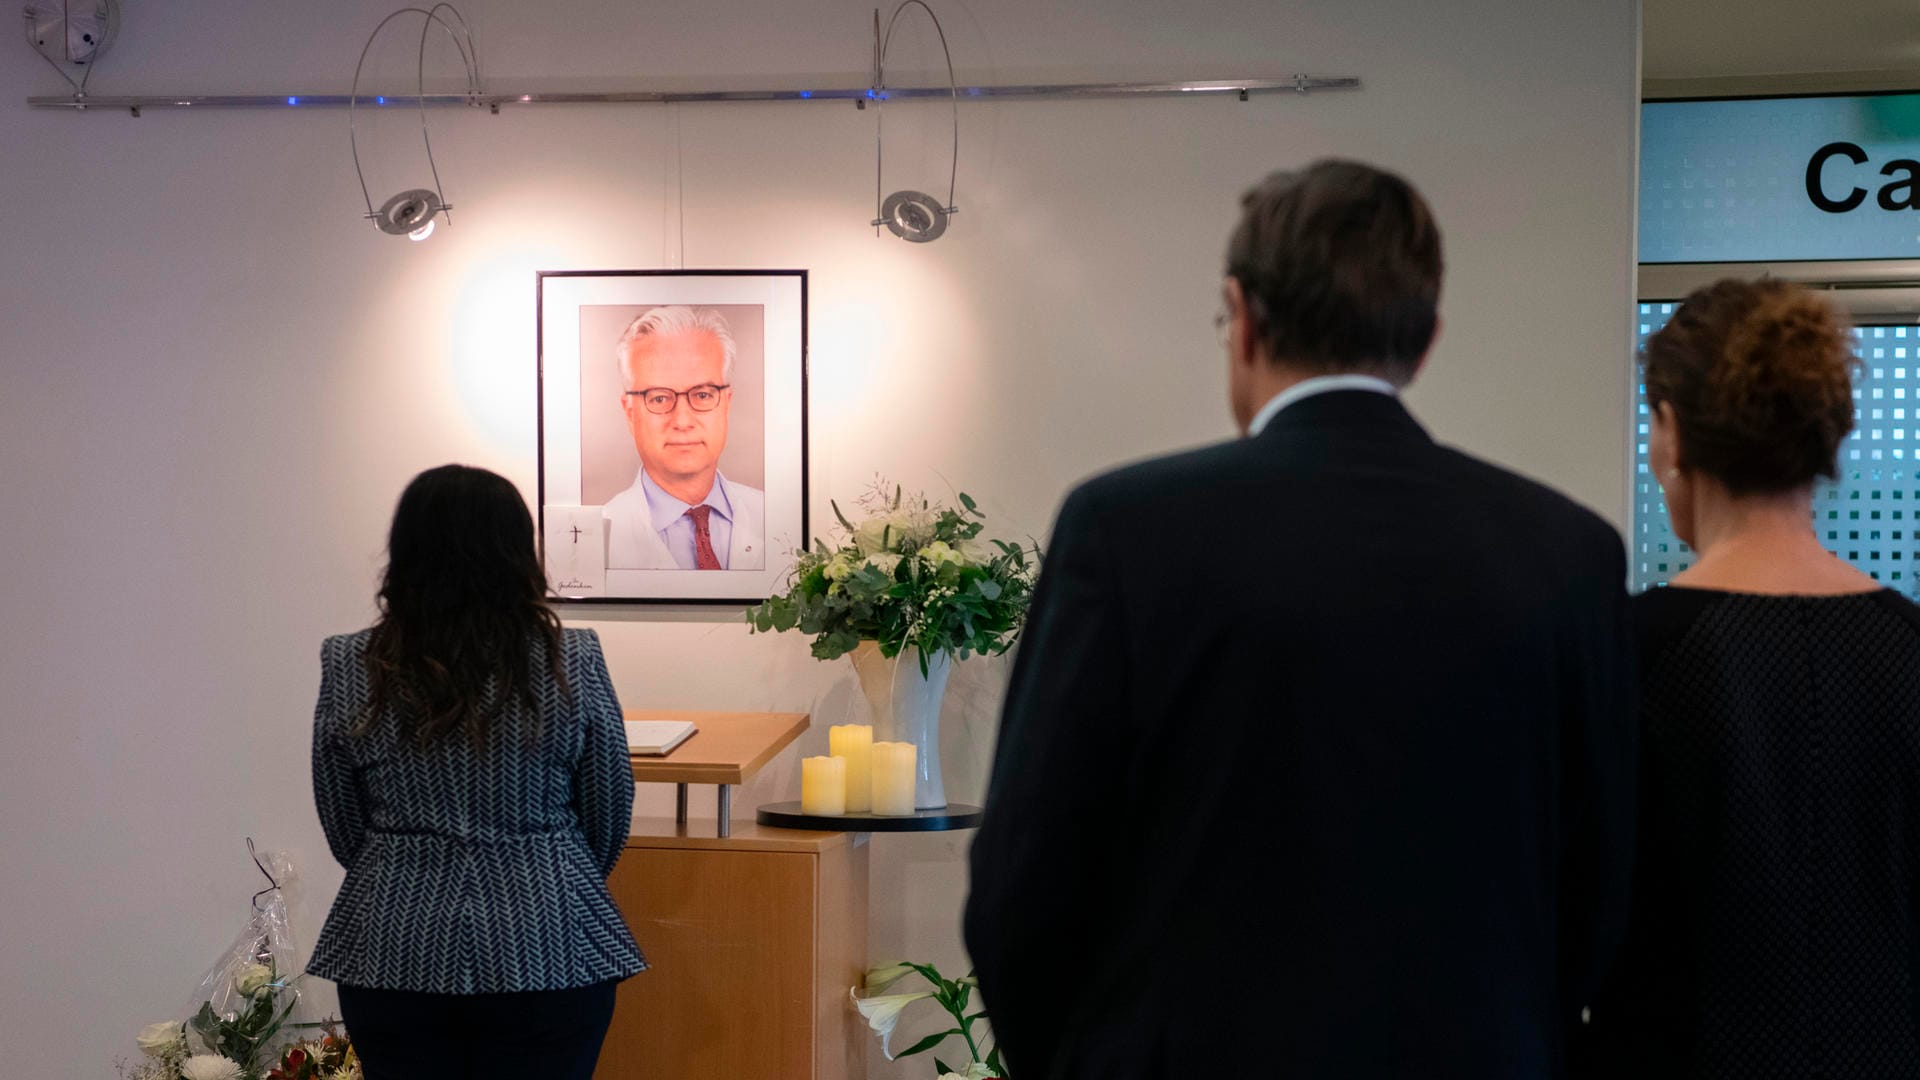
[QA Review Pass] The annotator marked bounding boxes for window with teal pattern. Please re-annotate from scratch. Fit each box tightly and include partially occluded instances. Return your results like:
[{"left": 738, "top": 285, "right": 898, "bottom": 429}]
[{"left": 1632, "top": 307, "right": 1920, "bottom": 598}]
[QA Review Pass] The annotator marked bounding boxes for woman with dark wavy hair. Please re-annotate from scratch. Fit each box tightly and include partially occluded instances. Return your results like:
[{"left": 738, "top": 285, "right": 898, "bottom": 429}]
[
  {"left": 1575, "top": 281, "right": 1920, "bottom": 1077},
  {"left": 307, "top": 465, "right": 644, "bottom": 1079}
]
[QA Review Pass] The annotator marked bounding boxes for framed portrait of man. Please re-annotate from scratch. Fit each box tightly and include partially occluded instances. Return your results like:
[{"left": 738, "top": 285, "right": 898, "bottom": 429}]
[{"left": 537, "top": 269, "right": 807, "bottom": 603}]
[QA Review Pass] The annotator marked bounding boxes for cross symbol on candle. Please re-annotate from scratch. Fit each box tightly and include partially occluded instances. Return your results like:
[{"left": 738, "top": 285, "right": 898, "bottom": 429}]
[{"left": 570, "top": 525, "right": 583, "bottom": 544}]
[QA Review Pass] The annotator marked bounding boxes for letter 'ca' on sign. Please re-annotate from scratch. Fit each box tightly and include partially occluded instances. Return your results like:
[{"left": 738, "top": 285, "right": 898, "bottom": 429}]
[{"left": 1806, "top": 141, "right": 1920, "bottom": 213}]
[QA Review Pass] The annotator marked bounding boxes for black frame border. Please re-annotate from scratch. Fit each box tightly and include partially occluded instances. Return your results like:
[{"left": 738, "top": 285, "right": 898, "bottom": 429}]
[{"left": 535, "top": 268, "right": 810, "bottom": 607}]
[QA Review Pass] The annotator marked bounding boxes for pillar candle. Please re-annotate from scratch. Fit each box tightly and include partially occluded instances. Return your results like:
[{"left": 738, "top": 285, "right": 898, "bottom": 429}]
[
  {"left": 829, "top": 724, "right": 874, "bottom": 814},
  {"left": 800, "top": 755, "right": 847, "bottom": 817},
  {"left": 871, "top": 741, "right": 917, "bottom": 817}
]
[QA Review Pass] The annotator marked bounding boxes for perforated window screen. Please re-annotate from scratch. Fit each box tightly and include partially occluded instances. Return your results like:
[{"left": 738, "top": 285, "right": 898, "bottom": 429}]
[{"left": 1633, "top": 308, "right": 1920, "bottom": 598}]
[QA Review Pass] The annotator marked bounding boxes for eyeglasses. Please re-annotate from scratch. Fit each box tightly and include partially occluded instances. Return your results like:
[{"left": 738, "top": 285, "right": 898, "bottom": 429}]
[{"left": 625, "top": 384, "right": 731, "bottom": 414}]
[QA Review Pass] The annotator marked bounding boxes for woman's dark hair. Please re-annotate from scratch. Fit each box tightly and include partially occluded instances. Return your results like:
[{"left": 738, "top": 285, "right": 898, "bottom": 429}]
[
  {"left": 356, "top": 465, "right": 569, "bottom": 750},
  {"left": 1644, "top": 279, "right": 1857, "bottom": 495}
]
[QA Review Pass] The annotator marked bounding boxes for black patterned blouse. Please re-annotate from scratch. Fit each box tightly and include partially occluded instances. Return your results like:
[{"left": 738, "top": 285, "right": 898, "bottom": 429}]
[
  {"left": 1575, "top": 587, "right": 1920, "bottom": 1079},
  {"left": 307, "top": 627, "right": 646, "bottom": 994}
]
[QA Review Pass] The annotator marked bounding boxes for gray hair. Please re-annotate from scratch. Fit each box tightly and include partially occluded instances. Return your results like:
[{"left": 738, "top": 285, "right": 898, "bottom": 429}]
[{"left": 616, "top": 305, "right": 736, "bottom": 387}]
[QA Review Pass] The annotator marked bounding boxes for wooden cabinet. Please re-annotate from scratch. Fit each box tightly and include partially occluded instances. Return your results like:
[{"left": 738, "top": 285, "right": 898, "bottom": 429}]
[{"left": 597, "top": 819, "right": 869, "bottom": 1080}]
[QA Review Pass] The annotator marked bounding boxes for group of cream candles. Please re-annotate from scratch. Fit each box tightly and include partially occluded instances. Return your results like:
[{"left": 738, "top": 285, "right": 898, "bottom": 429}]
[{"left": 801, "top": 724, "right": 917, "bottom": 817}]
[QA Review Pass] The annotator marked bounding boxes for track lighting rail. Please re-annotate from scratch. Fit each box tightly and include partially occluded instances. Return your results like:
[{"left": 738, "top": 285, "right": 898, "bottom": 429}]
[{"left": 28, "top": 75, "right": 1359, "bottom": 114}]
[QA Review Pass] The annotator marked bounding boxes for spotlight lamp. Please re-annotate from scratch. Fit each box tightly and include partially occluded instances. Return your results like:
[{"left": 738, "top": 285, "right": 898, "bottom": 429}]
[
  {"left": 24, "top": 0, "right": 120, "bottom": 96},
  {"left": 349, "top": 4, "right": 482, "bottom": 242},
  {"left": 870, "top": 1, "right": 960, "bottom": 243}
]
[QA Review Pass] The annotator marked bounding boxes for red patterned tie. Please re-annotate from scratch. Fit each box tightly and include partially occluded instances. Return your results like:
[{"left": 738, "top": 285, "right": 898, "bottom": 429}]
[{"left": 686, "top": 505, "right": 722, "bottom": 570}]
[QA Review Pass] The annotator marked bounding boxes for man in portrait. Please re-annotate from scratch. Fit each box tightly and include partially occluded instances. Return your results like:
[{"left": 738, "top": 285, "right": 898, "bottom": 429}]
[{"left": 602, "top": 306, "right": 766, "bottom": 571}]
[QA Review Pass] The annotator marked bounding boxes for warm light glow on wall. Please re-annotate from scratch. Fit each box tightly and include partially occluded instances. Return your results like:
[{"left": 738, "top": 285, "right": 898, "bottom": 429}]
[
  {"left": 805, "top": 229, "right": 985, "bottom": 465},
  {"left": 447, "top": 241, "right": 573, "bottom": 459}
]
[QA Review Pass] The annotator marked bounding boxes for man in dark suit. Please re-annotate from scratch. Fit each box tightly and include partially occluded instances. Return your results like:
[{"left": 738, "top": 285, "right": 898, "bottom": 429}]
[{"left": 964, "top": 160, "right": 1636, "bottom": 1079}]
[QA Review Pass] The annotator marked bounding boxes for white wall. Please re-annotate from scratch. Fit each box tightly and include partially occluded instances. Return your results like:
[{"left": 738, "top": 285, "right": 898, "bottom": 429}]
[{"left": 0, "top": 1, "right": 1637, "bottom": 1074}]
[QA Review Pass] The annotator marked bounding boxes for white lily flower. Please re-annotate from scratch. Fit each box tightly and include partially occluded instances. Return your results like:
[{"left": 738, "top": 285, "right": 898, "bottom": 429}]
[
  {"left": 849, "top": 986, "right": 935, "bottom": 1059},
  {"left": 938, "top": 1066, "right": 999, "bottom": 1080},
  {"left": 863, "top": 962, "right": 917, "bottom": 994}
]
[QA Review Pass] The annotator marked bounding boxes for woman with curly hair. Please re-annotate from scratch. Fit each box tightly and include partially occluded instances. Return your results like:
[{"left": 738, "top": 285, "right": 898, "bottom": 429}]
[{"left": 1576, "top": 281, "right": 1920, "bottom": 1077}]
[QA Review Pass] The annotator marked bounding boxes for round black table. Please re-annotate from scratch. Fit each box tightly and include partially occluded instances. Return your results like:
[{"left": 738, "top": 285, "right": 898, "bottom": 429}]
[{"left": 756, "top": 801, "right": 984, "bottom": 833}]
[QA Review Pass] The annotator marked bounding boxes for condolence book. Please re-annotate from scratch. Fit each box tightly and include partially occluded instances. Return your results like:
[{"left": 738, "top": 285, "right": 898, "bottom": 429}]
[{"left": 624, "top": 720, "right": 697, "bottom": 756}]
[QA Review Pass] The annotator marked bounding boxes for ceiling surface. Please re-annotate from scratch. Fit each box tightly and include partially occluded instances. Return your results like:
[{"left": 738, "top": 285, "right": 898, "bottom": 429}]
[{"left": 1645, "top": 0, "right": 1920, "bottom": 90}]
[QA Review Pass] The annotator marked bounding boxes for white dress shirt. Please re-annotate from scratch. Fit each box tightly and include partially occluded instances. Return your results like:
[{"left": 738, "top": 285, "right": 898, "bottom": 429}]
[
  {"left": 640, "top": 468, "right": 734, "bottom": 570},
  {"left": 1247, "top": 374, "right": 1399, "bottom": 437}
]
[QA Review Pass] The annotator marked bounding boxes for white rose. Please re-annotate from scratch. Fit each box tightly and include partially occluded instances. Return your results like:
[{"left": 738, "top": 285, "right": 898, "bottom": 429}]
[
  {"left": 887, "top": 507, "right": 937, "bottom": 548},
  {"left": 853, "top": 516, "right": 890, "bottom": 555},
  {"left": 957, "top": 537, "right": 999, "bottom": 564},
  {"left": 180, "top": 1055, "right": 244, "bottom": 1080},
  {"left": 135, "top": 1021, "right": 184, "bottom": 1058},
  {"left": 861, "top": 553, "right": 903, "bottom": 578},
  {"left": 855, "top": 507, "right": 938, "bottom": 554},
  {"left": 231, "top": 962, "right": 274, "bottom": 997}
]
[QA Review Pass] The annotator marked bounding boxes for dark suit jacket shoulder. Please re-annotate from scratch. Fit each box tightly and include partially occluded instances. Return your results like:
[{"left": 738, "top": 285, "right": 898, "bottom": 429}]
[{"left": 966, "top": 391, "right": 1636, "bottom": 1080}]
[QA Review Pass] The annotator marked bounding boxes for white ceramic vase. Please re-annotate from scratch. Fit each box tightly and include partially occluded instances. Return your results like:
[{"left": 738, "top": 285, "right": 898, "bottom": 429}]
[{"left": 849, "top": 641, "right": 953, "bottom": 810}]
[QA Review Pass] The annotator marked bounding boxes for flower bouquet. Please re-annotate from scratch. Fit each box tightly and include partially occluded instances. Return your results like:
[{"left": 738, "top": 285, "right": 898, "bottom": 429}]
[
  {"left": 116, "top": 957, "right": 316, "bottom": 1080},
  {"left": 748, "top": 483, "right": 1038, "bottom": 807},
  {"left": 747, "top": 483, "right": 1037, "bottom": 670},
  {"left": 116, "top": 846, "right": 358, "bottom": 1080}
]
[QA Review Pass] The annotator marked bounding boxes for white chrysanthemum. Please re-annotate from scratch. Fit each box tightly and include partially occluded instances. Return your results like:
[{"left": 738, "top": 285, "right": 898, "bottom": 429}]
[{"left": 180, "top": 1054, "right": 244, "bottom": 1080}]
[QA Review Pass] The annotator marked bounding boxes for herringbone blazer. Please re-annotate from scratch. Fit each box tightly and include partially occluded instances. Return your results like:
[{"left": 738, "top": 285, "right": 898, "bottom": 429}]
[{"left": 307, "top": 627, "right": 646, "bottom": 994}]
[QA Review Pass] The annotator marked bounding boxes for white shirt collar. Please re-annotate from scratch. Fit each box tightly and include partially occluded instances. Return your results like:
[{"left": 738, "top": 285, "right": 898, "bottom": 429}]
[
  {"left": 638, "top": 468, "right": 734, "bottom": 526},
  {"left": 1247, "top": 374, "right": 1399, "bottom": 437}
]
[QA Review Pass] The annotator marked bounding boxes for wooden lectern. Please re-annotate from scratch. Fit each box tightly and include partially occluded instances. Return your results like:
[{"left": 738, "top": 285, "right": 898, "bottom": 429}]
[{"left": 596, "top": 711, "right": 869, "bottom": 1080}]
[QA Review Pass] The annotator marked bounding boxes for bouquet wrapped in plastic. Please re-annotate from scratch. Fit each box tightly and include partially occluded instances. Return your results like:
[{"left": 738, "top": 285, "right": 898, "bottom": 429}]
[{"left": 119, "top": 843, "right": 357, "bottom": 1080}]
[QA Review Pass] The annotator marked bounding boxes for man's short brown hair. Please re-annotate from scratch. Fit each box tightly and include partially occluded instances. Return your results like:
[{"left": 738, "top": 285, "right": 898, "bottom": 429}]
[{"left": 1226, "top": 160, "right": 1443, "bottom": 383}]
